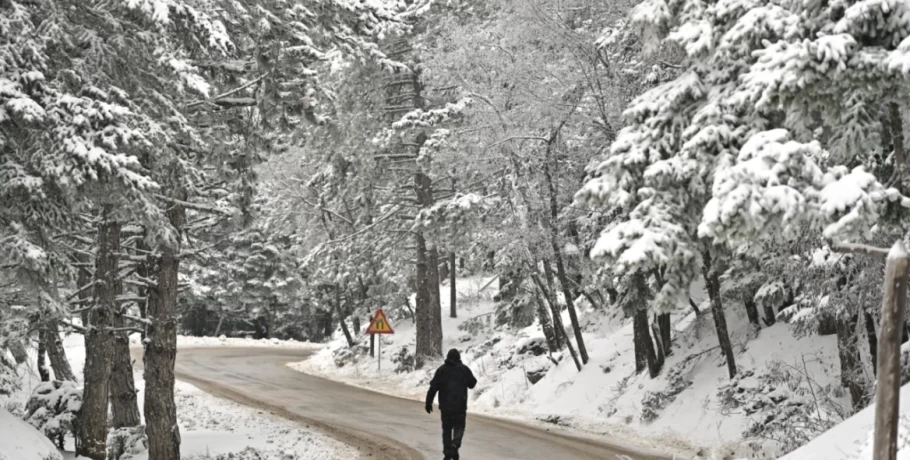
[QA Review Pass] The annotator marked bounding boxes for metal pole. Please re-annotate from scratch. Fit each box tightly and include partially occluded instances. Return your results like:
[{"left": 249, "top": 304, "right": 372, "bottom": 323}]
[
  {"left": 873, "top": 241, "right": 909, "bottom": 460},
  {"left": 378, "top": 335, "right": 382, "bottom": 372}
]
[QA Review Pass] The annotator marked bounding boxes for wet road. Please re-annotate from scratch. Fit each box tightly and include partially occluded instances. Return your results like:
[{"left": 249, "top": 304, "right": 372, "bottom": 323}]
[{"left": 174, "top": 347, "right": 668, "bottom": 460}]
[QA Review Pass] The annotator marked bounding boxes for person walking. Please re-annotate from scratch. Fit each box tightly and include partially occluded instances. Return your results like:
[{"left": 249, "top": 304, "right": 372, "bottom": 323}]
[{"left": 425, "top": 348, "right": 477, "bottom": 460}]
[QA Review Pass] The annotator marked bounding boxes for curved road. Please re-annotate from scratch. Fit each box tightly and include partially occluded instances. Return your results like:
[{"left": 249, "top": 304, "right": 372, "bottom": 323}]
[{"left": 174, "top": 347, "right": 668, "bottom": 460}]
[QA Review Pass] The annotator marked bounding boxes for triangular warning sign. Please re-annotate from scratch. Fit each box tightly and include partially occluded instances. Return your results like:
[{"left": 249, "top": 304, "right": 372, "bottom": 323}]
[{"left": 366, "top": 309, "right": 395, "bottom": 334}]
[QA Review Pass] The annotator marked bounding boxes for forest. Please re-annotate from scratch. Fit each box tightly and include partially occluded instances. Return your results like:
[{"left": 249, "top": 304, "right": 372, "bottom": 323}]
[{"left": 3, "top": 0, "right": 910, "bottom": 459}]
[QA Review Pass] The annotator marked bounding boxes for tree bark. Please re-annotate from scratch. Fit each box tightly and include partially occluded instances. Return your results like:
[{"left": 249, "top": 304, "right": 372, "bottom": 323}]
[
  {"left": 144, "top": 202, "right": 183, "bottom": 460},
  {"left": 658, "top": 312, "right": 672, "bottom": 356},
  {"left": 449, "top": 251, "right": 457, "bottom": 318},
  {"left": 414, "top": 168, "right": 443, "bottom": 367},
  {"left": 763, "top": 304, "right": 777, "bottom": 326},
  {"left": 136, "top": 239, "right": 151, "bottom": 341},
  {"left": 541, "top": 136, "right": 588, "bottom": 365},
  {"left": 80, "top": 216, "right": 119, "bottom": 460},
  {"left": 651, "top": 319, "right": 665, "bottom": 373},
  {"left": 633, "top": 308, "right": 659, "bottom": 377},
  {"left": 531, "top": 272, "right": 580, "bottom": 371},
  {"left": 702, "top": 247, "right": 737, "bottom": 379},
  {"left": 533, "top": 285, "right": 560, "bottom": 353},
  {"left": 111, "top": 317, "right": 140, "bottom": 428},
  {"left": 865, "top": 310, "right": 879, "bottom": 376},
  {"left": 335, "top": 287, "right": 355, "bottom": 348},
  {"left": 44, "top": 328, "right": 75, "bottom": 381},
  {"left": 323, "top": 308, "right": 333, "bottom": 339},
  {"left": 743, "top": 291, "right": 761, "bottom": 328},
  {"left": 37, "top": 332, "right": 49, "bottom": 382}
]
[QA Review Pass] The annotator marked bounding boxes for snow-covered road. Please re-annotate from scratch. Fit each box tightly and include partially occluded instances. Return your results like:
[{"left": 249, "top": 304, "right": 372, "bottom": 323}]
[{"left": 172, "top": 347, "right": 668, "bottom": 460}]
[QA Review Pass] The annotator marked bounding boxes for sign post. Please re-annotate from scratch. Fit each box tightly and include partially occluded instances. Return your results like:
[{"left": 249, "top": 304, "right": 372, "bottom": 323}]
[{"left": 366, "top": 309, "right": 395, "bottom": 372}]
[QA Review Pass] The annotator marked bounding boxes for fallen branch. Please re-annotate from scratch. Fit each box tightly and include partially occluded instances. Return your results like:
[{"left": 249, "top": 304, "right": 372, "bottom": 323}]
[{"left": 830, "top": 242, "right": 890, "bottom": 257}]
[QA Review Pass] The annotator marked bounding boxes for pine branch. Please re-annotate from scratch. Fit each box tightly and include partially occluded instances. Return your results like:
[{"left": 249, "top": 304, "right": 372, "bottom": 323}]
[
  {"left": 153, "top": 194, "right": 232, "bottom": 215},
  {"left": 830, "top": 242, "right": 890, "bottom": 257},
  {"left": 185, "top": 74, "right": 267, "bottom": 109}
]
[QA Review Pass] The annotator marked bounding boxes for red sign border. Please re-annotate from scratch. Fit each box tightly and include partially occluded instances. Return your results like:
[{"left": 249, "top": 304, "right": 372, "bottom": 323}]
[{"left": 366, "top": 308, "right": 395, "bottom": 334}]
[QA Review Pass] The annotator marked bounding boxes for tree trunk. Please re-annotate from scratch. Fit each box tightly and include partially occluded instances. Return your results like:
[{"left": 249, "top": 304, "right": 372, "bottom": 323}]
[
  {"left": 702, "top": 247, "right": 737, "bottom": 379},
  {"left": 353, "top": 315, "right": 361, "bottom": 335},
  {"left": 335, "top": 287, "right": 355, "bottom": 348},
  {"left": 837, "top": 312, "right": 871, "bottom": 411},
  {"left": 44, "top": 329, "right": 76, "bottom": 381},
  {"left": 37, "top": 332, "right": 49, "bottom": 382},
  {"left": 449, "top": 251, "right": 457, "bottom": 318},
  {"left": 763, "top": 304, "right": 777, "bottom": 326},
  {"left": 531, "top": 272, "right": 580, "bottom": 371},
  {"left": 651, "top": 319, "right": 665, "bottom": 373},
  {"left": 8, "top": 340, "right": 27, "bottom": 364},
  {"left": 81, "top": 216, "right": 120, "bottom": 460},
  {"left": 658, "top": 312, "right": 672, "bottom": 356},
  {"left": 865, "top": 310, "right": 879, "bottom": 376},
  {"left": 533, "top": 286, "right": 560, "bottom": 353},
  {"left": 414, "top": 168, "right": 443, "bottom": 368},
  {"left": 136, "top": 239, "right": 151, "bottom": 341},
  {"left": 743, "top": 291, "right": 761, "bottom": 328},
  {"left": 145, "top": 202, "right": 183, "bottom": 460},
  {"left": 541, "top": 138, "right": 588, "bottom": 365},
  {"left": 633, "top": 308, "right": 659, "bottom": 377},
  {"left": 323, "top": 308, "right": 333, "bottom": 339},
  {"left": 111, "top": 318, "right": 140, "bottom": 428}
]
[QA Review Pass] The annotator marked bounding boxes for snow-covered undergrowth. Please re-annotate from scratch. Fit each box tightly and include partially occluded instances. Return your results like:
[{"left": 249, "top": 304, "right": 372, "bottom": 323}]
[
  {"left": 293, "top": 276, "right": 849, "bottom": 459},
  {"left": 1, "top": 332, "right": 349, "bottom": 460}
]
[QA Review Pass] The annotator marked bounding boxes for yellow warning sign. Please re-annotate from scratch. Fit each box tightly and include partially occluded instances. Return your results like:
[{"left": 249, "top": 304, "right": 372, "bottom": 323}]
[{"left": 367, "top": 309, "right": 395, "bottom": 334}]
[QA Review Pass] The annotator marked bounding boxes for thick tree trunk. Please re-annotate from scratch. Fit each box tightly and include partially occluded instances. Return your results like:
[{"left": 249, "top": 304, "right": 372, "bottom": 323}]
[
  {"left": 743, "top": 292, "right": 761, "bottom": 328},
  {"left": 658, "top": 312, "right": 672, "bottom": 356},
  {"left": 837, "top": 312, "right": 871, "bottom": 410},
  {"left": 414, "top": 168, "right": 443, "bottom": 367},
  {"left": 37, "top": 333, "right": 49, "bottom": 382},
  {"left": 633, "top": 308, "right": 659, "bottom": 377},
  {"left": 542, "top": 139, "right": 588, "bottom": 365},
  {"left": 44, "top": 329, "right": 75, "bottom": 381},
  {"left": 81, "top": 217, "right": 120, "bottom": 460},
  {"left": 533, "top": 290, "right": 560, "bottom": 353},
  {"left": 111, "top": 318, "right": 140, "bottom": 428},
  {"left": 145, "top": 202, "right": 183, "bottom": 460},
  {"left": 650, "top": 320, "right": 665, "bottom": 373},
  {"left": 763, "top": 304, "right": 777, "bottom": 326},
  {"left": 702, "top": 248, "right": 737, "bottom": 379},
  {"left": 449, "top": 251, "right": 457, "bottom": 318}
]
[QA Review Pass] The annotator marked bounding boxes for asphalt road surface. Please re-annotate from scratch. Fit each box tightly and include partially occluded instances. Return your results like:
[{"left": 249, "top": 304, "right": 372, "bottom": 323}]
[{"left": 174, "top": 347, "right": 669, "bottom": 460}]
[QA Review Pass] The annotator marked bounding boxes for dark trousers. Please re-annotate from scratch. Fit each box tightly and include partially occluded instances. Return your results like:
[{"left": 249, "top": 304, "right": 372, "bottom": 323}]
[{"left": 441, "top": 411, "right": 466, "bottom": 459}]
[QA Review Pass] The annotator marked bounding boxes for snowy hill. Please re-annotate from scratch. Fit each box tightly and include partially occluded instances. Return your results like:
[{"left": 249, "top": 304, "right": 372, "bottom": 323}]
[
  {"left": 292, "top": 276, "right": 849, "bottom": 459},
  {"left": 0, "top": 407, "right": 62, "bottom": 460},
  {"left": 781, "top": 382, "right": 910, "bottom": 460}
]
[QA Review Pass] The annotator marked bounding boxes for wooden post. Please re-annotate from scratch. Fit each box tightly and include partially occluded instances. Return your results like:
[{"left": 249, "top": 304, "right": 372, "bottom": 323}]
[{"left": 873, "top": 241, "right": 909, "bottom": 460}]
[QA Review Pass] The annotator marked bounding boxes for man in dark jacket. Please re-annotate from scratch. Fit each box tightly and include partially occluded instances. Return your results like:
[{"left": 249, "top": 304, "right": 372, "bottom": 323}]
[{"left": 425, "top": 348, "right": 477, "bottom": 460}]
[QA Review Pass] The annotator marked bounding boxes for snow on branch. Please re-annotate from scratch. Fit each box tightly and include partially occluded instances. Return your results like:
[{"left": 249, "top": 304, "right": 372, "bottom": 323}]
[{"left": 392, "top": 98, "right": 471, "bottom": 129}]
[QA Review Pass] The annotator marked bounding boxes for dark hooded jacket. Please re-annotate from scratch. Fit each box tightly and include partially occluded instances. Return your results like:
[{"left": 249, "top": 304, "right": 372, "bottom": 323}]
[{"left": 426, "top": 349, "right": 477, "bottom": 414}]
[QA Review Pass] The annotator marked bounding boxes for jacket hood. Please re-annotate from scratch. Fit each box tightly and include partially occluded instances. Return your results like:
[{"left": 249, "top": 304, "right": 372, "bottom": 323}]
[{"left": 445, "top": 348, "right": 461, "bottom": 365}]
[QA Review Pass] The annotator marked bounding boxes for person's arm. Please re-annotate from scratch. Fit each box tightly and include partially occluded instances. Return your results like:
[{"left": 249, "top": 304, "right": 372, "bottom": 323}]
[
  {"left": 464, "top": 365, "right": 477, "bottom": 389},
  {"left": 425, "top": 368, "right": 440, "bottom": 413}
]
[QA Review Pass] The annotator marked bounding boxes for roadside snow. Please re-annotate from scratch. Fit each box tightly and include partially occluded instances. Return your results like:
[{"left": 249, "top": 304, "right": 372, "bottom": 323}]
[
  {"left": 0, "top": 407, "right": 62, "bottom": 460},
  {"left": 781, "top": 383, "right": 910, "bottom": 460},
  {"left": 292, "top": 275, "right": 847, "bottom": 459},
  {"left": 3, "top": 332, "right": 349, "bottom": 460}
]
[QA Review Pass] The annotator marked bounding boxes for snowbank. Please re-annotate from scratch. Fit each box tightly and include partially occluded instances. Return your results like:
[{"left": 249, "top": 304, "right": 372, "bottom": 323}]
[
  {"left": 292, "top": 275, "right": 848, "bottom": 459},
  {"left": 10, "top": 331, "right": 348, "bottom": 459},
  {"left": 0, "top": 407, "right": 62, "bottom": 460},
  {"left": 782, "top": 383, "right": 910, "bottom": 460}
]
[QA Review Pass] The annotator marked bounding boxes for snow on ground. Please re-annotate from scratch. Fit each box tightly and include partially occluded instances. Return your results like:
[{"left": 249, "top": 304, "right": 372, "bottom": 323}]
[
  {"left": 0, "top": 407, "right": 62, "bottom": 460},
  {"left": 2, "top": 332, "right": 350, "bottom": 460},
  {"left": 782, "top": 381, "right": 910, "bottom": 460},
  {"left": 293, "top": 275, "right": 848, "bottom": 459}
]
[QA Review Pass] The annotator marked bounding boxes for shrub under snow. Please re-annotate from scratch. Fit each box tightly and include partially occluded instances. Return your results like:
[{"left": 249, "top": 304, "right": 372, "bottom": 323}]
[{"left": 24, "top": 380, "right": 83, "bottom": 449}]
